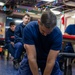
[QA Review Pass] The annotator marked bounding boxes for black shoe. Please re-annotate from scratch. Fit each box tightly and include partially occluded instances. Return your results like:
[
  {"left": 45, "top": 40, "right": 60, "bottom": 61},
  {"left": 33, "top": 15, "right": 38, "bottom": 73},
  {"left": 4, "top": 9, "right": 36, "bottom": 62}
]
[{"left": 13, "top": 59, "right": 20, "bottom": 70}]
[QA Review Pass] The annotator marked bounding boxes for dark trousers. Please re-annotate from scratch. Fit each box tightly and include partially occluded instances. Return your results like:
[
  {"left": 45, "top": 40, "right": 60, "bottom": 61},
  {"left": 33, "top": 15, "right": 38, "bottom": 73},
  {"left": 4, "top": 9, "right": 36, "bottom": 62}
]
[
  {"left": 5, "top": 43, "right": 15, "bottom": 57},
  {"left": 14, "top": 42, "right": 24, "bottom": 60}
]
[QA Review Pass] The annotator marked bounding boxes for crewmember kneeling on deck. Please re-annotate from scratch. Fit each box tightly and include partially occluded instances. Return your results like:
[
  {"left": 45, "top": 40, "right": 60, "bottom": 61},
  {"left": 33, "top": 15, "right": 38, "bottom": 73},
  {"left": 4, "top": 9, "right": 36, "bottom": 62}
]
[
  {"left": 5, "top": 22, "right": 16, "bottom": 58},
  {"left": 17, "top": 11, "right": 62, "bottom": 75},
  {"left": 13, "top": 13, "right": 31, "bottom": 70}
]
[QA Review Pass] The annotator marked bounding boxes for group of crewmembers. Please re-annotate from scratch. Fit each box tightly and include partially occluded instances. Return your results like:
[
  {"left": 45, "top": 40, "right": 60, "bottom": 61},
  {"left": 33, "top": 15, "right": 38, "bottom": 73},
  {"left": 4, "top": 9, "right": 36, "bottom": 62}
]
[
  {"left": 5, "top": 10, "right": 74, "bottom": 75},
  {"left": 5, "top": 13, "right": 30, "bottom": 69}
]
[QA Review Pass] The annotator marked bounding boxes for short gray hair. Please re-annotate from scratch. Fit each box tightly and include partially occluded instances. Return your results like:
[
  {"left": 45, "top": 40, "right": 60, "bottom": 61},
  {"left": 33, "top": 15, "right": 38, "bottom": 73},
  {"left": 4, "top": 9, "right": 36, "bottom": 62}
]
[{"left": 40, "top": 11, "right": 57, "bottom": 29}]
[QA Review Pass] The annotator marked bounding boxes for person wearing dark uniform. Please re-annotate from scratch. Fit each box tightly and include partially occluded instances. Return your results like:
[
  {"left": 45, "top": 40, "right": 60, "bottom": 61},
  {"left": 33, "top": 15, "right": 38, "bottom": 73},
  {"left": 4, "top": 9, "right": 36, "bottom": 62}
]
[
  {"left": 17, "top": 11, "right": 62, "bottom": 75},
  {"left": 5, "top": 22, "right": 16, "bottom": 57},
  {"left": 13, "top": 13, "right": 30, "bottom": 69},
  {"left": 64, "top": 24, "right": 75, "bottom": 53},
  {"left": 59, "top": 24, "right": 75, "bottom": 71}
]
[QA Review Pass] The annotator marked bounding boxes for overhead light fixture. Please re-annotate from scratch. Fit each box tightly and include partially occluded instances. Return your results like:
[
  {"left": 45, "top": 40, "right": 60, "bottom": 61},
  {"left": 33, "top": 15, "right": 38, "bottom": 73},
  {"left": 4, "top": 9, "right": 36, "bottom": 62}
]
[
  {"left": 41, "top": 0, "right": 55, "bottom": 2},
  {"left": 0, "top": 2, "right": 5, "bottom": 6},
  {"left": 51, "top": 10, "right": 61, "bottom": 15},
  {"left": 7, "top": 17, "right": 13, "bottom": 20},
  {"left": 50, "top": 9, "right": 61, "bottom": 15},
  {"left": 71, "top": 14, "right": 75, "bottom": 18},
  {"left": 15, "top": 20, "right": 23, "bottom": 23}
]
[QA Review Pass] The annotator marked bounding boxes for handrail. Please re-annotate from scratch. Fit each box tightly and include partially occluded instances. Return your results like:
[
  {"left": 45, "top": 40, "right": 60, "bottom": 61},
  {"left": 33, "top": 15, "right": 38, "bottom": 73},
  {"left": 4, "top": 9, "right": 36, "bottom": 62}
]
[{"left": 59, "top": 52, "right": 75, "bottom": 58}]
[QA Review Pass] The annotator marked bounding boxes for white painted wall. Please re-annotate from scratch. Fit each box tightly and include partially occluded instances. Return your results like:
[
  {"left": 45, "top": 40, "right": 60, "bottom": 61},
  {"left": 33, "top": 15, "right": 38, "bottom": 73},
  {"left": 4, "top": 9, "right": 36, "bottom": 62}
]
[{"left": 57, "top": 10, "right": 75, "bottom": 34}]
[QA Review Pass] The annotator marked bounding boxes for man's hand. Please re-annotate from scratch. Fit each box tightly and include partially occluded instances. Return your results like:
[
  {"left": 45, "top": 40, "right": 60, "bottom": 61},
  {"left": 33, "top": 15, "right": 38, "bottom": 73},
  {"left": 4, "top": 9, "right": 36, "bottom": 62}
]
[
  {"left": 24, "top": 44, "right": 40, "bottom": 75},
  {"left": 43, "top": 50, "right": 59, "bottom": 75},
  {"left": 10, "top": 42, "right": 14, "bottom": 47}
]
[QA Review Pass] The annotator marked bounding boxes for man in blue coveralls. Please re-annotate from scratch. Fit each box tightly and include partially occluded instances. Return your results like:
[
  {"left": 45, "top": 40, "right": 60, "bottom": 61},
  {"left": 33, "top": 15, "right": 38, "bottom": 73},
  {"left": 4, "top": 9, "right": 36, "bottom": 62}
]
[
  {"left": 64, "top": 24, "right": 75, "bottom": 53},
  {"left": 17, "top": 11, "right": 62, "bottom": 75},
  {"left": 5, "top": 22, "right": 16, "bottom": 57},
  {"left": 59, "top": 24, "right": 75, "bottom": 71},
  {"left": 13, "top": 13, "right": 30, "bottom": 69}
]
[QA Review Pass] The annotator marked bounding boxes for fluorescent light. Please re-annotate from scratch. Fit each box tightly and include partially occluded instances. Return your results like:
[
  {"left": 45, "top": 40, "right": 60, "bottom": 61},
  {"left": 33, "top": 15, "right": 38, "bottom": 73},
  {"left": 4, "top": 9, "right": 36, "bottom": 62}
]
[
  {"left": 41, "top": 0, "right": 55, "bottom": 2},
  {"left": 5, "top": 26, "right": 9, "bottom": 28},
  {"left": 0, "top": 2, "right": 5, "bottom": 6},
  {"left": 71, "top": 14, "right": 75, "bottom": 18},
  {"left": 51, "top": 10, "right": 61, "bottom": 15},
  {"left": 50, "top": 9, "right": 61, "bottom": 15},
  {"left": 7, "top": 17, "right": 13, "bottom": 20},
  {"left": 15, "top": 20, "right": 23, "bottom": 23},
  {"left": 50, "top": 7, "right": 61, "bottom": 15}
]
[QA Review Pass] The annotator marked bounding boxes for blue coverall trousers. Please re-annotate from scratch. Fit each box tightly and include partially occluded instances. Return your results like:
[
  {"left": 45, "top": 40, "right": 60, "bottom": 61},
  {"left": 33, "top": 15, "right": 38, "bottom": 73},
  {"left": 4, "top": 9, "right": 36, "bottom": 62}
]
[
  {"left": 14, "top": 42, "right": 24, "bottom": 60},
  {"left": 5, "top": 43, "right": 15, "bottom": 57},
  {"left": 17, "top": 54, "right": 62, "bottom": 75}
]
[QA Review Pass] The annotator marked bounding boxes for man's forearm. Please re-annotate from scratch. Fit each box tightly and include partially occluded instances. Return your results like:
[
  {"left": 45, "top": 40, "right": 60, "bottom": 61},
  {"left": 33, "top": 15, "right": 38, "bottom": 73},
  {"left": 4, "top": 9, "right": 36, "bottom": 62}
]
[
  {"left": 43, "top": 62, "right": 55, "bottom": 75},
  {"left": 28, "top": 59, "right": 39, "bottom": 75}
]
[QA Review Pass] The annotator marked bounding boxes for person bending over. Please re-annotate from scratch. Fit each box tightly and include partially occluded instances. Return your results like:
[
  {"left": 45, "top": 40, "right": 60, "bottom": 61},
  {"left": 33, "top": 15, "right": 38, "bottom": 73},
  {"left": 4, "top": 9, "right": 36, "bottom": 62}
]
[{"left": 17, "top": 11, "right": 62, "bottom": 75}]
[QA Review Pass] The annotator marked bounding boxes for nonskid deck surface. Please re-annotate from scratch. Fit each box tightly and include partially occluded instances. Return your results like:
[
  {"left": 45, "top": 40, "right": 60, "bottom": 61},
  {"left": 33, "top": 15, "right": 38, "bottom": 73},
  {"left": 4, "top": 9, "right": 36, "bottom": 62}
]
[{"left": 0, "top": 55, "right": 18, "bottom": 75}]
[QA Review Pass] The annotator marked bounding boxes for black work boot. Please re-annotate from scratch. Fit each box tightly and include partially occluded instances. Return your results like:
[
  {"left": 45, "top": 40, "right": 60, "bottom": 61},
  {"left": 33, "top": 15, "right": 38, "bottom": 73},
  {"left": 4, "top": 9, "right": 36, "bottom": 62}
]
[{"left": 13, "top": 59, "right": 20, "bottom": 70}]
